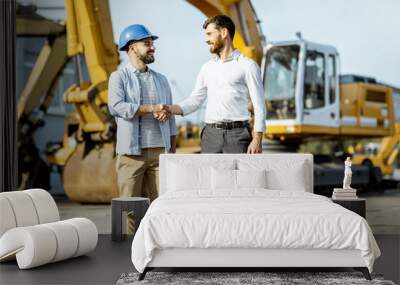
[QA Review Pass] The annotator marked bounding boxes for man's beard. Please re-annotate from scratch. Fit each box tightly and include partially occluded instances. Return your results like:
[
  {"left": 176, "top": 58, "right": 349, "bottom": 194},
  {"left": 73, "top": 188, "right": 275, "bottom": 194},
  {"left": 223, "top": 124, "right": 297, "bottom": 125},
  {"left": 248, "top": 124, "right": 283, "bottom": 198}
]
[
  {"left": 140, "top": 53, "right": 155, "bottom": 64},
  {"left": 209, "top": 38, "right": 224, "bottom": 54}
]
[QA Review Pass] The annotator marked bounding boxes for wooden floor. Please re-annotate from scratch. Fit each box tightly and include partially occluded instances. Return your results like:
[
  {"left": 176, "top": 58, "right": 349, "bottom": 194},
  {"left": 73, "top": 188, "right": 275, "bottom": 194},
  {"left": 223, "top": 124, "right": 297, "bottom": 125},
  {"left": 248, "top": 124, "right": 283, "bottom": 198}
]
[{"left": 0, "top": 235, "right": 398, "bottom": 285}]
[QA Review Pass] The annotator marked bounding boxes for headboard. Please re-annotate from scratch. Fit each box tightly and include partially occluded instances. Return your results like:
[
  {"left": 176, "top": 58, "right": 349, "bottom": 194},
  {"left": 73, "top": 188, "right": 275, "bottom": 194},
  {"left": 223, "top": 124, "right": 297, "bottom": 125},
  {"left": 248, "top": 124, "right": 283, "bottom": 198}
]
[{"left": 159, "top": 153, "right": 314, "bottom": 195}]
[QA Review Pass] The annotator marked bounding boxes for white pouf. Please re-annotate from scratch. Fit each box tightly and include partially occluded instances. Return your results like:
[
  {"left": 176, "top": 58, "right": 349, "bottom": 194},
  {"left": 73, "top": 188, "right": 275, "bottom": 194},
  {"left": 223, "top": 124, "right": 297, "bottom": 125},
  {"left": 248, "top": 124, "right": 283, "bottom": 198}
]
[
  {"left": 1, "top": 191, "right": 39, "bottom": 227},
  {"left": 0, "top": 189, "right": 98, "bottom": 269},
  {"left": 24, "top": 188, "right": 60, "bottom": 223},
  {"left": 0, "top": 196, "right": 17, "bottom": 237}
]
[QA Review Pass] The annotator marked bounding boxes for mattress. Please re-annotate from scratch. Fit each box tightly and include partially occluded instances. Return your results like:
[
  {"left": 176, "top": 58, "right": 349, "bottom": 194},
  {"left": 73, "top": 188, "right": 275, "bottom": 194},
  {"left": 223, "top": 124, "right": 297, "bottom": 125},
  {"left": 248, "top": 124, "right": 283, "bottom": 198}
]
[{"left": 131, "top": 190, "right": 380, "bottom": 273}]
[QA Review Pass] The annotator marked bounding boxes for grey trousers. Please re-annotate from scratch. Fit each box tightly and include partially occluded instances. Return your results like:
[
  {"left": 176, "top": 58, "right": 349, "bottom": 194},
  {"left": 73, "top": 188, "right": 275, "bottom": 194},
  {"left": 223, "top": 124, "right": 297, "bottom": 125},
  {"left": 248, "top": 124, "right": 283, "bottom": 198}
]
[{"left": 200, "top": 126, "right": 252, "bottom": 153}]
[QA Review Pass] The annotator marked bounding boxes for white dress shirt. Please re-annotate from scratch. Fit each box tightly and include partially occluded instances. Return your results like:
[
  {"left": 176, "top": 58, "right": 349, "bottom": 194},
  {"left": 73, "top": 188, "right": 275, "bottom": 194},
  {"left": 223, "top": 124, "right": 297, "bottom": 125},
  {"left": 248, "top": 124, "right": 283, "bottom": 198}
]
[{"left": 178, "top": 49, "right": 266, "bottom": 132}]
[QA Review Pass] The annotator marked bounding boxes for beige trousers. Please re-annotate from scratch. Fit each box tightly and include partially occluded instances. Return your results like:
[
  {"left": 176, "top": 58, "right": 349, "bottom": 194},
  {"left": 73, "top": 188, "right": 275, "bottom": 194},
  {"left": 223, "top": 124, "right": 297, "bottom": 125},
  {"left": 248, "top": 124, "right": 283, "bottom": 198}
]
[{"left": 116, "top": 148, "right": 164, "bottom": 201}]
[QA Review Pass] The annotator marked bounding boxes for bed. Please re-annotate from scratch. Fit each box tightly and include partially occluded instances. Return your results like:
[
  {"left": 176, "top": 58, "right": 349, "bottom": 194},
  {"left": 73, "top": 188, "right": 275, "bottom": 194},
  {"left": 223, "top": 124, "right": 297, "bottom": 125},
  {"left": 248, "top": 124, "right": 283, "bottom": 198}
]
[{"left": 131, "top": 154, "right": 380, "bottom": 280}]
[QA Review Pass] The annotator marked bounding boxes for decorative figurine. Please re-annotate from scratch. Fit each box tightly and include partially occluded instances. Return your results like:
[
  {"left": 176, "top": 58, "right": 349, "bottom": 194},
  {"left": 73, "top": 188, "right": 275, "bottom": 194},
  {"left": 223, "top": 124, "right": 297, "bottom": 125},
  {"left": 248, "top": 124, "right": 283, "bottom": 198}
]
[
  {"left": 343, "top": 157, "right": 353, "bottom": 190},
  {"left": 332, "top": 157, "right": 357, "bottom": 199}
]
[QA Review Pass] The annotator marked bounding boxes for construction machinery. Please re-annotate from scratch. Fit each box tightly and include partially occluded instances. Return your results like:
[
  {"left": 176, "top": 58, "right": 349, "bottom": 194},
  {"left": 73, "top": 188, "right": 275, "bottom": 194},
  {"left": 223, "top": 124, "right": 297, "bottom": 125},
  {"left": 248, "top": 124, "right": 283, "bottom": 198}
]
[
  {"left": 17, "top": 0, "right": 399, "bottom": 202},
  {"left": 262, "top": 41, "right": 399, "bottom": 189},
  {"left": 16, "top": 4, "right": 68, "bottom": 191},
  {"left": 263, "top": 42, "right": 395, "bottom": 139},
  {"left": 351, "top": 85, "right": 400, "bottom": 184},
  {"left": 16, "top": 0, "right": 120, "bottom": 202}
]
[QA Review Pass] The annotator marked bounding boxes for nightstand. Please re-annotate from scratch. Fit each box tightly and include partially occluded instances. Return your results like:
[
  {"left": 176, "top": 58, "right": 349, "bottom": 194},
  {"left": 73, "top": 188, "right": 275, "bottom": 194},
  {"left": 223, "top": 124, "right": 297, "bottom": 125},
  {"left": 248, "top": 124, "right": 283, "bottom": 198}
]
[
  {"left": 111, "top": 197, "right": 150, "bottom": 242},
  {"left": 331, "top": 198, "right": 366, "bottom": 218}
]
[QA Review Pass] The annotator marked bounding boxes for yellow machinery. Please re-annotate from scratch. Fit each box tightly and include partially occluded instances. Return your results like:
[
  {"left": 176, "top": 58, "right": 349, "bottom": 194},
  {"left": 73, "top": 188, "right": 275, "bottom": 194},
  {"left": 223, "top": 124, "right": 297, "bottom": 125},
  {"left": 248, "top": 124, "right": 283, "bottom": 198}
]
[
  {"left": 353, "top": 122, "right": 400, "bottom": 177},
  {"left": 352, "top": 87, "right": 400, "bottom": 178},
  {"left": 18, "top": 1, "right": 398, "bottom": 202},
  {"left": 16, "top": 4, "right": 68, "bottom": 190},
  {"left": 261, "top": 41, "right": 399, "bottom": 186},
  {"left": 262, "top": 42, "right": 396, "bottom": 140},
  {"left": 55, "top": 0, "right": 120, "bottom": 202}
]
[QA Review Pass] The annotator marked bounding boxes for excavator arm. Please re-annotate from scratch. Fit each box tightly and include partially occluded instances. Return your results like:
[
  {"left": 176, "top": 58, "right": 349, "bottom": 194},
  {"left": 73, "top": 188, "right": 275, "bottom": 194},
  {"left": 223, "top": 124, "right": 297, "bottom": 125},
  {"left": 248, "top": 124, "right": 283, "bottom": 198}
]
[
  {"left": 63, "top": 0, "right": 118, "bottom": 139},
  {"left": 16, "top": 5, "right": 68, "bottom": 121},
  {"left": 16, "top": 5, "right": 68, "bottom": 190}
]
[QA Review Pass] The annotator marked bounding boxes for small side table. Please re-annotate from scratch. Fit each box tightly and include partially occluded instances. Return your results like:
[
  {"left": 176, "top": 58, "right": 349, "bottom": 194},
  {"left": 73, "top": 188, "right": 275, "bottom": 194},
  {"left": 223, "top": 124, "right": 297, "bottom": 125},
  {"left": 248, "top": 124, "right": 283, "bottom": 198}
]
[
  {"left": 111, "top": 197, "right": 150, "bottom": 242},
  {"left": 331, "top": 198, "right": 366, "bottom": 218}
]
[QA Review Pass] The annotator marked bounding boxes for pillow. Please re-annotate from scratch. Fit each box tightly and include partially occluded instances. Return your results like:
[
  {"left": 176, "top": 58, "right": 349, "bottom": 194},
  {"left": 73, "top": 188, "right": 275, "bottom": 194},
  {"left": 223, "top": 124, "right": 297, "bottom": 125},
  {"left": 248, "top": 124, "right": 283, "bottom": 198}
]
[
  {"left": 236, "top": 169, "right": 267, "bottom": 189},
  {"left": 210, "top": 169, "right": 267, "bottom": 190},
  {"left": 267, "top": 165, "right": 306, "bottom": 191},
  {"left": 167, "top": 160, "right": 235, "bottom": 192},
  {"left": 211, "top": 168, "right": 236, "bottom": 190},
  {"left": 238, "top": 159, "right": 307, "bottom": 191}
]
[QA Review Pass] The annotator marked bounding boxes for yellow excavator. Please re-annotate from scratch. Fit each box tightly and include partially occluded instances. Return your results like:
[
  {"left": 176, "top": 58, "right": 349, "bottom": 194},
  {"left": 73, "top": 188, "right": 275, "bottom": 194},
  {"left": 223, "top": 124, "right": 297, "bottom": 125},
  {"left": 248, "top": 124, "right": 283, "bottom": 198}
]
[
  {"left": 261, "top": 41, "right": 399, "bottom": 189},
  {"left": 17, "top": 3, "right": 68, "bottom": 191},
  {"left": 351, "top": 86, "right": 400, "bottom": 181},
  {"left": 17, "top": 0, "right": 398, "bottom": 202}
]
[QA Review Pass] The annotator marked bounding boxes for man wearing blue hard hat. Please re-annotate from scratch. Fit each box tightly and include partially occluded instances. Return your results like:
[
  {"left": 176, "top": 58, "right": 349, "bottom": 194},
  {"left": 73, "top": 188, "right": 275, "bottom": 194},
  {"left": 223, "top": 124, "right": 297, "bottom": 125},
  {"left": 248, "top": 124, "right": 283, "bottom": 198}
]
[{"left": 108, "top": 24, "right": 177, "bottom": 201}]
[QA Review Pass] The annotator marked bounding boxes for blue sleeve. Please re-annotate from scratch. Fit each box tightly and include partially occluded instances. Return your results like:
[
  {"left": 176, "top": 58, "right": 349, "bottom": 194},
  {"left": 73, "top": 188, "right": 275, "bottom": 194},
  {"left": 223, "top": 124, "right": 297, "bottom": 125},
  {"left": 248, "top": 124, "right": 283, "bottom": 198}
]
[{"left": 108, "top": 71, "right": 139, "bottom": 120}]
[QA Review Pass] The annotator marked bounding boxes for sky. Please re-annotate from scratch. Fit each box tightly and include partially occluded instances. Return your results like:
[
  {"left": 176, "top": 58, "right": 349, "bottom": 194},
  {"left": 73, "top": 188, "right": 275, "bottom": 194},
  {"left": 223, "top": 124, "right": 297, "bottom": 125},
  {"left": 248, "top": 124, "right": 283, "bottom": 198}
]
[{"left": 27, "top": 0, "right": 400, "bottom": 123}]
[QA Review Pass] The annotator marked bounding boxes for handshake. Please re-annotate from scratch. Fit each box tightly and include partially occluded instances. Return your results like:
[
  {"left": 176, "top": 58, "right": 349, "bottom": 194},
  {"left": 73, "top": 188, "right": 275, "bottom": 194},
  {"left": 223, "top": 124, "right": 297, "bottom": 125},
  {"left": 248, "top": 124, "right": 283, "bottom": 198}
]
[{"left": 152, "top": 104, "right": 173, "bottom": 122}]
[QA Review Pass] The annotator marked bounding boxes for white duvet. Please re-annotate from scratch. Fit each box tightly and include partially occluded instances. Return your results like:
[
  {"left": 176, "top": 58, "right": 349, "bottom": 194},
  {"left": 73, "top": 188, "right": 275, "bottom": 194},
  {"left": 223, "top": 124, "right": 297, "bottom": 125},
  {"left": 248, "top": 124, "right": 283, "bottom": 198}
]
[{"left": 131, "top": 190, "right": 380, "bottom": 273}]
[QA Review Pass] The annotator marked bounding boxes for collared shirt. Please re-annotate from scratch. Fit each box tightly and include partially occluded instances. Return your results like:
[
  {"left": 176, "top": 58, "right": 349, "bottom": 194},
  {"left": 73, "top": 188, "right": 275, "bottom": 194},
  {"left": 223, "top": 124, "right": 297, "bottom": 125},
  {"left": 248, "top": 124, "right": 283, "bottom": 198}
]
[
  {"left": 178, "top": 49, "right": 266, "bottom": 132},
  {"left": 137, "top": 71, "right": 164, "bottom": 148},
  {"left": 108, "top": 63, "right": 178, "bottom": 155}
]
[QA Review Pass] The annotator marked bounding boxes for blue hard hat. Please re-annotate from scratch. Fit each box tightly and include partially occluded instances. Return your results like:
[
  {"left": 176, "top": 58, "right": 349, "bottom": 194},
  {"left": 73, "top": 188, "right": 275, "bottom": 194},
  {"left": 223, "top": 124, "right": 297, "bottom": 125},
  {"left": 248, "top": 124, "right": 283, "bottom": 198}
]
[{"left": 118, "top": 24, "right": 158, "bottom": 51}]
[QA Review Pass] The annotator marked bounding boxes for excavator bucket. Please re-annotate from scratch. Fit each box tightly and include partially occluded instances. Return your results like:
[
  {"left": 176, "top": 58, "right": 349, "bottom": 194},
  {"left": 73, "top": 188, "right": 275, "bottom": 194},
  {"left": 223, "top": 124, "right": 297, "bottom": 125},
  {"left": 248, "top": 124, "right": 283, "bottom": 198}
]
[{"left": 63, "top": 142, "right": 118, "bottom": 203}]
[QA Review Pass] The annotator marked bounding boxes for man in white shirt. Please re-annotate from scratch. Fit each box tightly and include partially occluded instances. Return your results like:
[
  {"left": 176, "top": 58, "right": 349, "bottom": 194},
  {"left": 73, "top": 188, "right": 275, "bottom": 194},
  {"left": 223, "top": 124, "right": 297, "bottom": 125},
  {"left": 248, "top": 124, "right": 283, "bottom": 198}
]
[{"left": 164, "top": 15, "right": 266, "bottom": 153}]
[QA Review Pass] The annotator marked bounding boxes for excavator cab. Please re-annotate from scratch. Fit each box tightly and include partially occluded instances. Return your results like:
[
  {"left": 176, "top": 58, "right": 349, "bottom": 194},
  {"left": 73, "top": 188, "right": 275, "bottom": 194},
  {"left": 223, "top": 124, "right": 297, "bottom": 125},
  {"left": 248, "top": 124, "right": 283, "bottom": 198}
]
[{"left": 262, "top": 40, "right": 340, "bottom": 140}]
